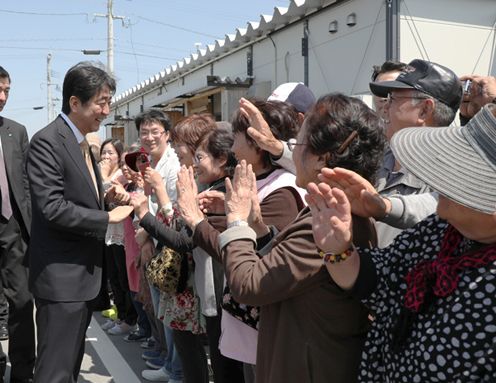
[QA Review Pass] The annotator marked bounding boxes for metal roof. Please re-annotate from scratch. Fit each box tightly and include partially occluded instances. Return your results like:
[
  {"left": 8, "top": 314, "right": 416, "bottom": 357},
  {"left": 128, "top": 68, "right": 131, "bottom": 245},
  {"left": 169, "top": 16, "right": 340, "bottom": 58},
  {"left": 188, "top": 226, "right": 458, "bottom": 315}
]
[{"left": 112, "top": 0, "right": 339, "bottom": 106}]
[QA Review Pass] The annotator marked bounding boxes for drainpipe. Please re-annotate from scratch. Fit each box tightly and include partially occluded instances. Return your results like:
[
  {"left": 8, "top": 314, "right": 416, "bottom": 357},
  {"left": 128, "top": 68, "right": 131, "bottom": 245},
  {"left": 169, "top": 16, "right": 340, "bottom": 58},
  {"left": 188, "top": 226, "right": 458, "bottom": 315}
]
[
  {"left": 302, "top": 19, "right": 309, "bottom": 86},
  {"left": 247, "top": 45, "right": 253, "bottom": 77},
  {"left": 268, "top": 35, "right": 278, "bottom": 87}
]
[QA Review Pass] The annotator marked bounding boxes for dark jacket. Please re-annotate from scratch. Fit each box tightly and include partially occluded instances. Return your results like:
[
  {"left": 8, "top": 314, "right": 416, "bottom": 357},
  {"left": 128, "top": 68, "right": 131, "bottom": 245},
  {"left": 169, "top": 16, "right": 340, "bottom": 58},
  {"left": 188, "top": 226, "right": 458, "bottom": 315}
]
[
  {"left": 27, "top": 116, "right": 108, "bottom": 301},
  {"left": 0, "top": 117, "right": 31, "bottom": 236}
]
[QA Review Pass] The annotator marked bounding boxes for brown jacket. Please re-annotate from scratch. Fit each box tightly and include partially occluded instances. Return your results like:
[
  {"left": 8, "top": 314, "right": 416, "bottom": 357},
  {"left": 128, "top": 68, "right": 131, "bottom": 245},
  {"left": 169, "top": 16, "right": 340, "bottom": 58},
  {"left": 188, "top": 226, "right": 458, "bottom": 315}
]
[{"left": 218, "top": 207, "right": 376, "bottom": 383}]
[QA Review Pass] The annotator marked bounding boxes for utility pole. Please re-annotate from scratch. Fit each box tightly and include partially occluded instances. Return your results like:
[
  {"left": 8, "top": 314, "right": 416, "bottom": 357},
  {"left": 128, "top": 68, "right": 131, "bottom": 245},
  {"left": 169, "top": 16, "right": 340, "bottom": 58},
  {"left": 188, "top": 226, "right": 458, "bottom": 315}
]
[
  {"left": 46, "top": 53, "right": 55, "bottom": 123},
  {"left": 94, "top": 0, "right": 125, "bottom": 75}
]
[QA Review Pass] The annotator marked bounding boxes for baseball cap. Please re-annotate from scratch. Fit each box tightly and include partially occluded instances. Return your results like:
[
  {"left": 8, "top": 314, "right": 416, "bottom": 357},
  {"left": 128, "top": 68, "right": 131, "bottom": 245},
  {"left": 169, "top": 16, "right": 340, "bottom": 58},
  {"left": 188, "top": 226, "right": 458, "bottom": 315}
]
[
  {"left": 369, "top": 59, "right": 462, "bottom": 112},
  {"left": 267, "top": 82, "right": 316, "bottom": 114}
]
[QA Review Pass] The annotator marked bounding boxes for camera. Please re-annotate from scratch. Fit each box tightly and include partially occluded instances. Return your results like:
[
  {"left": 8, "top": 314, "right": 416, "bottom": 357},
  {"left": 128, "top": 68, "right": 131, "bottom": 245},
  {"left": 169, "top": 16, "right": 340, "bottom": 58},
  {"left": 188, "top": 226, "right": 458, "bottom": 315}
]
[
  {"left": 463, "top": 80, "right": 472, "bottom": 95},
  {"left": 136, "top": 153, "right": 150, "bottom": 176}
]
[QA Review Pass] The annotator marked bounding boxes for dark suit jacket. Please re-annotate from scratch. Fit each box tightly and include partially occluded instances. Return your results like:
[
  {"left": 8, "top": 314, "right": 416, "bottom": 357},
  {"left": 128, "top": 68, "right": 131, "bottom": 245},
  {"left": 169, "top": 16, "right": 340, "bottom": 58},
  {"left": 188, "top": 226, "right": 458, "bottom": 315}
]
[
  {"left": 27, "top": 115, "right": 109, "bottom": 302},
  {"left": 0, "top": 116, "right": 31, "bottom": 236}
]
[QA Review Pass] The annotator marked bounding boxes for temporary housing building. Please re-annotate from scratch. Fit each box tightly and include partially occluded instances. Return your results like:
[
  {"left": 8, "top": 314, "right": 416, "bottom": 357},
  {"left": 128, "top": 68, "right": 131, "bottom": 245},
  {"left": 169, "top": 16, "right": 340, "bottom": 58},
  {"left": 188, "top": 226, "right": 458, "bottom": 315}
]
[{"left": 104, "top": 0, "right": 496, "bottom": 144}]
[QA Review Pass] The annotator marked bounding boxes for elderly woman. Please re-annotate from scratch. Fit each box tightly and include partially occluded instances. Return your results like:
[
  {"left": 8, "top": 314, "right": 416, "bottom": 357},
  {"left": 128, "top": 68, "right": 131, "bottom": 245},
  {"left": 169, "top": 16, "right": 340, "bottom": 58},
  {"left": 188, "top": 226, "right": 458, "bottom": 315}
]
[
  {"left": 175, "top": 101, "right": 305, "bottom": 382},
  {"left": 129, "top": 114, "right": 218, "bottom": 383},
  {"left": 216, "top": 93, "right": 386, "bottom": 383},
  {"left": 194, "top": 99, "right": 306, "bottom": 380},
  {"left": 307, "top": 104, "right": 496, "bottom": 381}
]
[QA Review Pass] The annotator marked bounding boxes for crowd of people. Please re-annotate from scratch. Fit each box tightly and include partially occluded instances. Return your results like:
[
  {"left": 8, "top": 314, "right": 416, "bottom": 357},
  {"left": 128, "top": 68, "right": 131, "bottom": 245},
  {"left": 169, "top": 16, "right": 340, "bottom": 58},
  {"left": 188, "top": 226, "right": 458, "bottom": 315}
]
[{"left": 0, "top": 55, "right": 494, "bottom": 383}]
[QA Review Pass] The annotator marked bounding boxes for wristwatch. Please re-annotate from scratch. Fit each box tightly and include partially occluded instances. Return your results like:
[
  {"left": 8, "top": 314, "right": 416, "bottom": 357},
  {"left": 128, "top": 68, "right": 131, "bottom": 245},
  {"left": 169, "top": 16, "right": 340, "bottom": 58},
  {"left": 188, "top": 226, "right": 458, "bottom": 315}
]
[{"left": 227, "top": 220, "right": 249, "bottom": 229}]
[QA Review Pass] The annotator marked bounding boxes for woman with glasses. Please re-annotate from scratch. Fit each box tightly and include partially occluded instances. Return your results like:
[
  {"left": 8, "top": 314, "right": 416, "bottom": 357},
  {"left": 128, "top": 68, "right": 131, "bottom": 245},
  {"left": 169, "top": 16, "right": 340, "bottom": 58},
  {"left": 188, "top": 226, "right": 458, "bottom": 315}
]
[
  {"left": 213, "top": 94, "right": 386, "bottom": 383},
  {"left": 217, "top": 99, "right": 305, "bottom": 381},
  {"left": 130, "top": 116, "right": 236, "bottom": 383},
  {"left": 176, "top": 99, "right": 306, "bottom": 382},
  {"left": 307, "top": 104, "right": 496, "bottom": 382}
]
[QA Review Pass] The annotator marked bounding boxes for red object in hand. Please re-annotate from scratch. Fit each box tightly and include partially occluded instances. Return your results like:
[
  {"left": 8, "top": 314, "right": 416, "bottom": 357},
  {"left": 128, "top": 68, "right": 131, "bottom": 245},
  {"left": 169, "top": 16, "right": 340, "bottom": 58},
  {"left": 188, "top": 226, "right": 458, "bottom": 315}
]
[
  {"left": 136, "top": 153, "right": 152, "bottom": 196},
  {"left": 136, "top": 153, "right": 150, "bottom": 176}
]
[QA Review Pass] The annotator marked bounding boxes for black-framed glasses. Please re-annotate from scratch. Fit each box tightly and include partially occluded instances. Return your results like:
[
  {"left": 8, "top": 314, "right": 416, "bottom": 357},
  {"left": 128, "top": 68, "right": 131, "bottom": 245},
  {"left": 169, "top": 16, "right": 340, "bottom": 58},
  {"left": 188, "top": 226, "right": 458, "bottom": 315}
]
[
  {"left": 287, "top": 138, "right": 306, "bottom": 152},
  {"left": 386, "top": 93, "right": 431, "bottom": 104}
]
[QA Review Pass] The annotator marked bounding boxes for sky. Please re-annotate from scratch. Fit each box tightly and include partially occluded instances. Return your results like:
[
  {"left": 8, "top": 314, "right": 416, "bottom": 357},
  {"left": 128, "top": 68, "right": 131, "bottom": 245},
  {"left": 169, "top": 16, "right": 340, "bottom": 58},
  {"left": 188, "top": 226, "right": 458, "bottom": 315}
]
[{"left": 0, "top": 0, "right": 290, "bottom": 138}]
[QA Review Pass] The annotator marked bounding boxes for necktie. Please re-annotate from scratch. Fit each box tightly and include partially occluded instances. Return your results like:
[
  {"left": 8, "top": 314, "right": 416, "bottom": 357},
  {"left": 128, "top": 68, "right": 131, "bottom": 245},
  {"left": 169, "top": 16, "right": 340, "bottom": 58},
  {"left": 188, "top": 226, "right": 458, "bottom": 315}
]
[
  {"left": 80, "top": 139, "right": 99, "bottom": 198},
  {"left": 0, "top": 144, "right": 12, "bottom": 220}
]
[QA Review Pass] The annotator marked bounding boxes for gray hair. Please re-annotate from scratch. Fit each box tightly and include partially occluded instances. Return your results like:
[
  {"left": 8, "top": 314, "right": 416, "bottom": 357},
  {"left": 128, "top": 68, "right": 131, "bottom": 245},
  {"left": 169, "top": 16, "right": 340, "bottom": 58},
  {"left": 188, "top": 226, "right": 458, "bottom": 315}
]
[{"left": 410, "top": 90, "right": 456, "bottom": 126}]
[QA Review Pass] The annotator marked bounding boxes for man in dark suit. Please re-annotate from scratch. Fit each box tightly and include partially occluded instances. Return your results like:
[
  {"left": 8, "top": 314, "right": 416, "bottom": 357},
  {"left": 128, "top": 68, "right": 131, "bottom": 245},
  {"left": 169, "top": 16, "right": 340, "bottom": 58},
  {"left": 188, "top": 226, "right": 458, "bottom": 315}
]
[
  {"left": 27, "top": 62, "right": 132, "bottom": 383},
  {"left": 0, "top": 66, "right": 35, "bottom": 383}
]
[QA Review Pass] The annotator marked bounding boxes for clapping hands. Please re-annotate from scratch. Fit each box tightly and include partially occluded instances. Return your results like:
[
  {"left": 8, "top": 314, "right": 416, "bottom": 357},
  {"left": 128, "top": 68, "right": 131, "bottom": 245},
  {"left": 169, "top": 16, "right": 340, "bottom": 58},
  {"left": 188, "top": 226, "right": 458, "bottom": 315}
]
[
  {"left": 225, "top": 160, "right": 267, "bottom": 236},
  {"left": 305, "top": 182, "right": 353, "bottom": 255},
  {"left": 176, "top": 166, "right": 205, "bottom": 229}
]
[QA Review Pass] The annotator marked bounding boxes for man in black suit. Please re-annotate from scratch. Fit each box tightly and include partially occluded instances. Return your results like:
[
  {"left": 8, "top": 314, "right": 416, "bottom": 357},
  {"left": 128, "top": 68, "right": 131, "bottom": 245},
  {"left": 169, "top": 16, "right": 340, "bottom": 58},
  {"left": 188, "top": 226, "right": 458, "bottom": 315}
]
[
  {"left": 27, "top": 62, "right": 132, "bottom": 383},
  {"left": 0, "top": 66, "right": 35, "bottom": 383}
]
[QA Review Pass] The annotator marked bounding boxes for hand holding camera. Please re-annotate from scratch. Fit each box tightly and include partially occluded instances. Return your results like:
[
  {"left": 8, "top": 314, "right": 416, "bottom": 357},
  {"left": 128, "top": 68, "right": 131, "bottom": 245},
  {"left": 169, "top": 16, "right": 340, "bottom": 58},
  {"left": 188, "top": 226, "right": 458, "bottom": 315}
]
[
  {"left": 459, "top": 75, "right": 496, "bottom": 118},
  {"left": 136, "top": 153, "right": 152, "bottom": 196},
  {"left": 136, "top": 153, "right": 150, "bottom": 177}
]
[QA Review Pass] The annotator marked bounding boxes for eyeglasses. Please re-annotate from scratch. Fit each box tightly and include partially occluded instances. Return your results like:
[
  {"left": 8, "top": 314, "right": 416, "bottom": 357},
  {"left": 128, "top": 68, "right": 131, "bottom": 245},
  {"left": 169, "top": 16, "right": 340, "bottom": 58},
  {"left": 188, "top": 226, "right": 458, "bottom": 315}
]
[
  {"left": 386, "top": 94, "right": 431, "bottom": 104},
  {"left": 287, "top": 138, "right": 306, "bottom": 152},
  {"left": 140, "top": 130, "right": 165, "bottom": 139},
  {"left": 193, "top": 153, "right": 209, "bottom": 164}
]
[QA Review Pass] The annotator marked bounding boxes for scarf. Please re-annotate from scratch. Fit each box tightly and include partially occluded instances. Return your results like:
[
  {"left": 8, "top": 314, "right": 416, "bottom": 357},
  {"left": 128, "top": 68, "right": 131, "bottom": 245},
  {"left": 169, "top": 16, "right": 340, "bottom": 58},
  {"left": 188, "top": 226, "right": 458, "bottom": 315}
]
[{"left": 392, "top": 224, "right": 496, "bottom": 350}]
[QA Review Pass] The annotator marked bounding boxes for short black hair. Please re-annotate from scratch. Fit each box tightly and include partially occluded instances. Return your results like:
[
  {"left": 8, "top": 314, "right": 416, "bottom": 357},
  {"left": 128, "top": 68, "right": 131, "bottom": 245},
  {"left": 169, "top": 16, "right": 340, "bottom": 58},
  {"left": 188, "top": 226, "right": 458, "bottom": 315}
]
[
  {"left": 303, "top": 93, "right": 386, "bottom": 184},
  {"left": 0, "top": 66, "right": 11, "bottom": 83},
  {"left": 62, "top": 62, "right": 116, "bottom": 114},
  {"left": 371, "top": 60, "right": 407, "bottom": 82},
  {"left": 134, "top": 109, "right": 172, "bottom": 133}
]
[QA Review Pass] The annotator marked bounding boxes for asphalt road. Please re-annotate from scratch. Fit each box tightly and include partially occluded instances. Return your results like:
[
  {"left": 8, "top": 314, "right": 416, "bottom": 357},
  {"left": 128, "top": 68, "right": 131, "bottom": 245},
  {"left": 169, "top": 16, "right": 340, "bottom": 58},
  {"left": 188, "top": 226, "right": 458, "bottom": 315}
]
[{"left": 1, "top": 313, "right": 165, "bottom": 383}]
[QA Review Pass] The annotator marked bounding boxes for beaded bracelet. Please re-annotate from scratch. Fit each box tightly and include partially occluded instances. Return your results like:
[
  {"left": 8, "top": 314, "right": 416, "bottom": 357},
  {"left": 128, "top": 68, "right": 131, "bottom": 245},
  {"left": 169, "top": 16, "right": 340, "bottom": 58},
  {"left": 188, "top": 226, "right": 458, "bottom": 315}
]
[{"left": 319, "top": 245, "right": 355, "bottom": 264}]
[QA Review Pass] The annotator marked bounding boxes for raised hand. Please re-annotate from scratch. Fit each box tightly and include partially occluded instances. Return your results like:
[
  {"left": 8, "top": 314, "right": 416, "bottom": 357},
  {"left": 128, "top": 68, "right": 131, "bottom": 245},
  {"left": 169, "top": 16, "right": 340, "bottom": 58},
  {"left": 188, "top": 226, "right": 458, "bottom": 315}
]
[
  {"left": 98, "top": 158, "right": 113, "bottom": 180},
  {"left": 459, "top": 75, "right": 496, "bottom": 118},
  {"left": 197, "top": 190, "right": 225, "bottom": 214},
  {"left": 305, "top": 182, "right": 353, "bottom": 254},
  {"left": 247, "top": 169, "right": 269, "bottom": 236},
  {"left": 241, "top": 97, "right": 284, "bottom": 157},
  {"left": 110, "top": 180, "right": 131, "bottom": 205},
  {"left": 129, "top": 192, "right": 149, "bottom": 219},
  {"left": 176, "top": 166, "right": 204, "bottom": 229},
  {"left": 318, "top": 167, "right": 390, "bottom": 219},
  {"left": 225, "top": 160, "right": 255, "bottom": 225},
  {"left": 143, "top": 167, "right": 163, "bottom": 189}
]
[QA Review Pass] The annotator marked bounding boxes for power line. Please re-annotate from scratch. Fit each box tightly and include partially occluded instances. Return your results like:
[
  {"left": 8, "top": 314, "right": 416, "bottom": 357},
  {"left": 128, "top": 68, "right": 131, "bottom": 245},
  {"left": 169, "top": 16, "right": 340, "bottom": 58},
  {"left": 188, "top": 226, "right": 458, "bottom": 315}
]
[
  {"left": 115, "top": 40, "right": 190, "bottom": 54},
  {"left": 136, "top": 16, "right": 222, "bottom": 39},
  {"left": 0, "top": 45, "right": 179, "bottom": 61},
  {"left": 0, "top": 8, "right": 89, "bottom": 17},
  {"left": 0, "top": 37, "right": 189, "bottom": 54},
  {"left": 115, "top": 51, "right": 179, "bottom": 61},
  {"left": 0, "top": 37, "right": 106, "bottom": 43},
  {"left": 0, "top": 46, "right": 83, "bottom": 52}
]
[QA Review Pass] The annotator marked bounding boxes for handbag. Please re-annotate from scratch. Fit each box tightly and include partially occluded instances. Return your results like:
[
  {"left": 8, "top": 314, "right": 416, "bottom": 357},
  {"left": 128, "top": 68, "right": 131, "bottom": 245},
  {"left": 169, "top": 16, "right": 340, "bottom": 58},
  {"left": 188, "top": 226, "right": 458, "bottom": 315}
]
[
  {"left": 222, "top": 285, "right": 260, "bottom": 330},
  {"left": 145, "top": 246, "right": 182, "bottom": 295}
]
